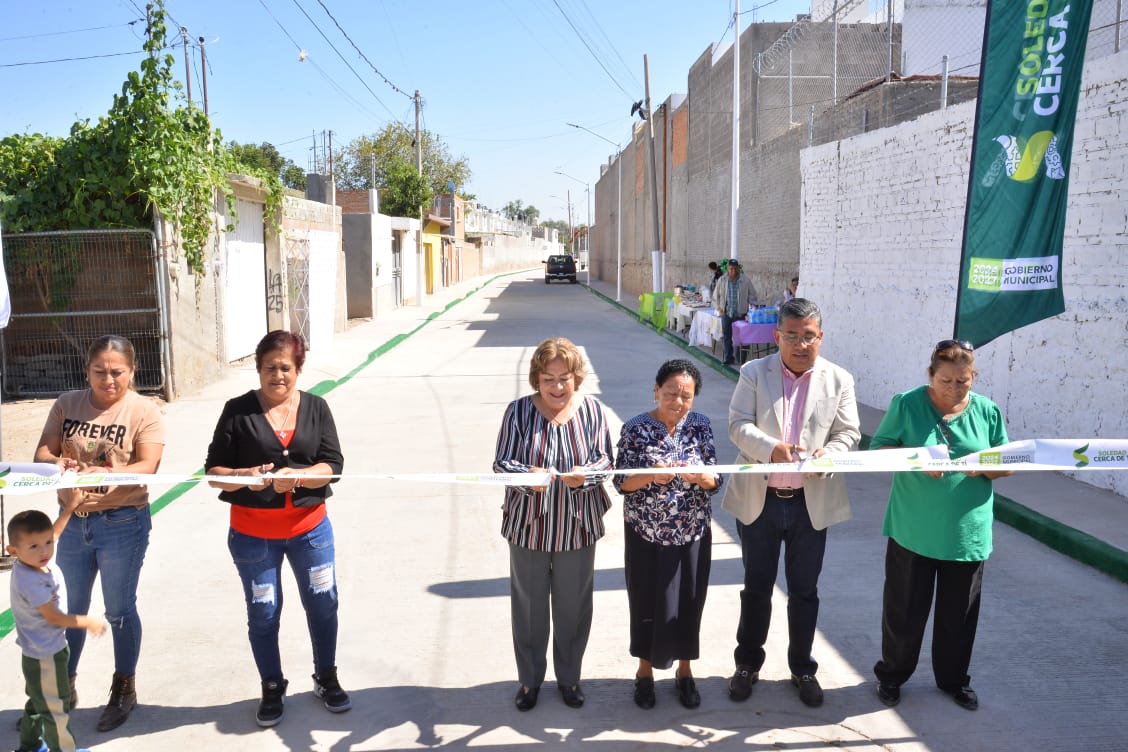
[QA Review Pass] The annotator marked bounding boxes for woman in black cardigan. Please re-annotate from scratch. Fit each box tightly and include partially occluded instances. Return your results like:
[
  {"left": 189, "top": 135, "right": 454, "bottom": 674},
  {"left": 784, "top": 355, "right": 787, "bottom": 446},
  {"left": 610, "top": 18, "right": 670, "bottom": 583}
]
[{"left": 206, "top": 330, "right": 348, "bottom": 728}]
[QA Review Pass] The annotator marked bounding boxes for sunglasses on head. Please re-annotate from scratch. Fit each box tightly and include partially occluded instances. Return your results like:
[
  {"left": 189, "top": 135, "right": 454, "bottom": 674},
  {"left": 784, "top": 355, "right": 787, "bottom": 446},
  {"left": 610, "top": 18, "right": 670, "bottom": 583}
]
[{"left": 935, "top": 339, "right": 974, "bottom": 352}]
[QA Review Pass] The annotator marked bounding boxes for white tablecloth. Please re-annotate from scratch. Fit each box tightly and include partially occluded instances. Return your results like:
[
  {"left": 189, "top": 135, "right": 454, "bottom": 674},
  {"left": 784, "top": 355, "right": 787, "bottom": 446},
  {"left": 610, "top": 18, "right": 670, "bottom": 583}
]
[
  {"left": 688, "top": 309, "right": 723, "bottom": 347},
  {"left": 673, "top": 301, "right": 711, "bottom": 333}
]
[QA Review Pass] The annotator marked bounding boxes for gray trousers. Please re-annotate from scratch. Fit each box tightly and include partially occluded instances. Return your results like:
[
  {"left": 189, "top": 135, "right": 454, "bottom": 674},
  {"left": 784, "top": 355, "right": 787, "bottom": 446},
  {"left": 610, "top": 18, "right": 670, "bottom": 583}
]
[{"left": 508, "top": 542, "right": 596, "bottom": 689}]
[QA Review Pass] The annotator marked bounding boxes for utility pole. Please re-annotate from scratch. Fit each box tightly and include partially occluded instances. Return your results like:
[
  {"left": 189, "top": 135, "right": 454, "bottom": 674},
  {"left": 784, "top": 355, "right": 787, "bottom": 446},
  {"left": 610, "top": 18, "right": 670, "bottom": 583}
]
[
  {"left": 730, "top": 0, "right": 740, "bottom": 262},
  {"left": 414, "top": 89, "right": 424, "bottom": 307},
  {"left": 414, "top": 90, "right": 423, "bottom": 173},
  {"left": 567, "top": 189, "right": 573, "bottom": 257},
  {"left": 644, "top": 54, "right": 663, "bottom": 293},
  {"left": 199, "top": 36, "right": 209, "bottom": 117},
  {"left": 181, "top": 27, "right": 192, "bottom": 106}
]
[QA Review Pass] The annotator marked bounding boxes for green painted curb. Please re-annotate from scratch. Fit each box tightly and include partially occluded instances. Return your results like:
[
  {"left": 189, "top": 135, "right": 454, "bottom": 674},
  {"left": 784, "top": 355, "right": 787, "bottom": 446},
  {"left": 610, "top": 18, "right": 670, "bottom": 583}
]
[
  {"left": 0, "top": 270, "right": 532, "bottom": 641},
  {"left": 582, "top": 283, "right": 1128, "bottom": 584}
]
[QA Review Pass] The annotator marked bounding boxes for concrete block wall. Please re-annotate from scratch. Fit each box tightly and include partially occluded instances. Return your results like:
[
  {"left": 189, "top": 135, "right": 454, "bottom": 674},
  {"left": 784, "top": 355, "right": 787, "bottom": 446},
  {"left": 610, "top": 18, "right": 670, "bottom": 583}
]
[
  {"left": 801, "top": 49, "right": 1128, "bottom": 496},
  {"left": 161, "top": 215, "right": 226, "bottom": 399}
]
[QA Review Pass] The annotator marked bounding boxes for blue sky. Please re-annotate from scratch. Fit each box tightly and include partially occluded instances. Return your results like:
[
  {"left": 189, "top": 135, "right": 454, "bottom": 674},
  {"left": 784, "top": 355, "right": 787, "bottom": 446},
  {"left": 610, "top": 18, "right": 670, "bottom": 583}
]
[{"left": 1, "top": 0, "right": 813, "bottom": 224}]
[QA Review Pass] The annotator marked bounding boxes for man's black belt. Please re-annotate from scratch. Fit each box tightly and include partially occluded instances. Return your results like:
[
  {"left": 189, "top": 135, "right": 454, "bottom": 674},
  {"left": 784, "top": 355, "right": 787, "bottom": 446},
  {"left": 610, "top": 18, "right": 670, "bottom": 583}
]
[{"left": 767, "top": 487, "right": 803, "bottom": 499}]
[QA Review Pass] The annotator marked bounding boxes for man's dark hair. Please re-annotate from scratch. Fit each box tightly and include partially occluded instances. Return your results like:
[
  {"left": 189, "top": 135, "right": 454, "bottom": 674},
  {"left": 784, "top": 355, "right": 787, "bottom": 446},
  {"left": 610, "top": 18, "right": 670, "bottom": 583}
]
[{"left": 778, "top": 298, "right": 822, "bottom": 328}]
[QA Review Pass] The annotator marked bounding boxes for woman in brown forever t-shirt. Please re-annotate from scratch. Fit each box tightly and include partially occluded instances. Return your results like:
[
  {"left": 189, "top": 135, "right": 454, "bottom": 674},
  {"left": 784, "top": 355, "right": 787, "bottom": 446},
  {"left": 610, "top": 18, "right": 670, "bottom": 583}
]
[{"left": 34, "top": 335, "right": 165, "bottom": 732}]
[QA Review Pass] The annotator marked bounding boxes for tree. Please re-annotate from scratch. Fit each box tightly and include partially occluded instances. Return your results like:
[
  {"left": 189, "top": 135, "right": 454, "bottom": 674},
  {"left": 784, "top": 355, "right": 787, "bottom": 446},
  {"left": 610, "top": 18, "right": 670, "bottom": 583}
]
[
  {"left": 501, "top": 200, "right": 539, "bottom": 224},
  {"left": 335, "top": 123, "right": 469, "bottom": 217},
  {"left": 540, "top": 219, "right": 572, "bottom": 252},
  {"left": 378, "top": 157, "right": 433, "bottom": 219},
  {"left": 229, "top": 141, "right": 306, "bottom": 191}
]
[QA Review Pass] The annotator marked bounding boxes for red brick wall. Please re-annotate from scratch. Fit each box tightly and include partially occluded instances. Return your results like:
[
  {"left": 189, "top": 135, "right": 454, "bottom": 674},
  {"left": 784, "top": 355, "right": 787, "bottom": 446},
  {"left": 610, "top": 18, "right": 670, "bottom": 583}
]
[{"left": 337, "top": 189, "right": 373, "bottom": 214}]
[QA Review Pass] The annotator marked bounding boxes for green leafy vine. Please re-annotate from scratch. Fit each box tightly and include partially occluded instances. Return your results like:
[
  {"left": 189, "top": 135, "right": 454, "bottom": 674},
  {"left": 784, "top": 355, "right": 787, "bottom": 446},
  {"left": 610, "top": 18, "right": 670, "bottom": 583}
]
[{"left": 0, "top": 0, "right": 283, "bottom": 281}]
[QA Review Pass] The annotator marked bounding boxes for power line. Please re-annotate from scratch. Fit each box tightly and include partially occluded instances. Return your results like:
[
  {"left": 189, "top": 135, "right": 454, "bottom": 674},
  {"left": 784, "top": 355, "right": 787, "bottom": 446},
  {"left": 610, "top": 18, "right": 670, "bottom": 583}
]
[
  {"left": 551, "top": 0, "right": 638, "bottom": 101},
  {"left": 1, "top": 50, "right": 146, "bottom": 68},
  {"left": 313, "top": 0, "right": 411, "bottom": 99},
  {"left": 287, "top": 0, "right": 396, "bottom": 117},
  {"left": 254, "top": 0, "right": 389, "bottom": 121},
  {"left": 573, "top": 0, "right": 641, "bottom": 92},
  {"left": 0, "top": 19, "right": 144, "bottom": 43}
]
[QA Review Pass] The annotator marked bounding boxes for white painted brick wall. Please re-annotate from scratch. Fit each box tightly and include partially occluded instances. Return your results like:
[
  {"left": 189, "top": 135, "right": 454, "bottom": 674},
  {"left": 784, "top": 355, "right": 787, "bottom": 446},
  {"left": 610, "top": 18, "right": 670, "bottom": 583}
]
[{"left": 802, "top": 50, "right": 1128, "bottom": 496}]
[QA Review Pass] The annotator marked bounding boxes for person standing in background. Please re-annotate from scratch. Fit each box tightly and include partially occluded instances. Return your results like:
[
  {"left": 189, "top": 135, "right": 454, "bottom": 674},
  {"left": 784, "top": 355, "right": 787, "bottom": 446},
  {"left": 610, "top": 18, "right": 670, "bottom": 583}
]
[{"left": 713, "top": 259, "right": 757, "bottom": 367}]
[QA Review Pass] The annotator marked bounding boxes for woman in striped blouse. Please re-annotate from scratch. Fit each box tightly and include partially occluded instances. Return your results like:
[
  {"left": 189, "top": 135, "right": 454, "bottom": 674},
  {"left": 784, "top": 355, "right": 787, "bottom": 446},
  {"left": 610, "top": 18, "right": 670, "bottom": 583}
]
[{"left": 493, "top": 337, "right": 613, "bottom": 712}]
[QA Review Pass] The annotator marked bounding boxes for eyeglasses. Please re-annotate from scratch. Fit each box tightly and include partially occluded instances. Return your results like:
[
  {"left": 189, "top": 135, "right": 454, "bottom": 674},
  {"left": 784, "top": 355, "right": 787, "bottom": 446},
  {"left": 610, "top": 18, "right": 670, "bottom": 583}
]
[
  {"left": 779, "top": 332, "right": 822, "bottom": 347},
  {"left": 935, "top": 339, "right": 974, "bottom": 353}
]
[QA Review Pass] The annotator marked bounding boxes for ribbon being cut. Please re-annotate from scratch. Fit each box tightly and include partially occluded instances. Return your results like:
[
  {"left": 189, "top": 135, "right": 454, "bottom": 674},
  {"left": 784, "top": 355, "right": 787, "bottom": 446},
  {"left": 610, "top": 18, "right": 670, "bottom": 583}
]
[{"left": 2, "top": 440, "right": 1126, "bottom": 496}]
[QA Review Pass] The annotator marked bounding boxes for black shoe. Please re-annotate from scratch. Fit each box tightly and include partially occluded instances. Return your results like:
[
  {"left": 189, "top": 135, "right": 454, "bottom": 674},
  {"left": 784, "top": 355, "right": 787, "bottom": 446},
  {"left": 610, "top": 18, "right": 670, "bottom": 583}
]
[
  {"left": 723, "top": 359, "right": 735, "bottom": 366},
  {"left": 949, "top": 686, "right": 978, "bottom": 711},
  {"left": 559, "top": 684, "right": 585, "bottom": 708},
  {"left": 312, "top": 667, "right": 351, "bottom": 713},
  {"left": 633, "top": 676, "right": 656, "bottom": 709},
  {"left": 96, "top": 672, "right": 137, "bottom": 732},
  {"left": 728, "top": 665, "right": 758, "bottom": 702},
  {"left": 256, "top": 678, "right": 288, "bottom": 727},
  {"left": 877, "top": 681, "right": 901, "bottom": 707},
  {"left": 514, "top": 685, "right": 539, "bottom": 711},
  {"left": 792, "top": 674, "right": 824, "bottom": 707},
  {"left": 676, "top": 676, "right": 701, "bottom": 709}
]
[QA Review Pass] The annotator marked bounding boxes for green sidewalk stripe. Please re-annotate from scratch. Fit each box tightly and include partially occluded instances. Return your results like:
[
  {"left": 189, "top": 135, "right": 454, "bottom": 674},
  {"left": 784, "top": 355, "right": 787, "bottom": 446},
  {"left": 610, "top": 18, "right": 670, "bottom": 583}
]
[
  {"left": 0, "top": 270, "right": 531, "bottom": 641},
  {"left": 582, "top": 283, "right": 1128, "bottom": 584},
  {"left": 994, "top": 493, "right": 1128, "bottom": 582}
]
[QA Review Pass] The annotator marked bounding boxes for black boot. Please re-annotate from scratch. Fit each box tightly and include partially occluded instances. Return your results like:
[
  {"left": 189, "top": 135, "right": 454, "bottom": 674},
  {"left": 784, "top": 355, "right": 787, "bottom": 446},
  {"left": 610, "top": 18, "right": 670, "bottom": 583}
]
[
  {"left": 256, "top": 678, "right": 288, "bottom": 727},
  {"left": 97, "top": 672, "right": 137, "bottom": 731}
]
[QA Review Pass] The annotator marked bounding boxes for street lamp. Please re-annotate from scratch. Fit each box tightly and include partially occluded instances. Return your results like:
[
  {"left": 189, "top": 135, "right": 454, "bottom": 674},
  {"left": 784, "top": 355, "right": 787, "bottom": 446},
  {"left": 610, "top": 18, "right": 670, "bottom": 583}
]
[
  {"left": 566, "top": 122, "right": 623, "bottom": 302},
  {"left": 548, "top": 193, "right": 573, "bottom": 259},
  {"left": 554, "top": 170, "right": 591, "bottom": 286}
]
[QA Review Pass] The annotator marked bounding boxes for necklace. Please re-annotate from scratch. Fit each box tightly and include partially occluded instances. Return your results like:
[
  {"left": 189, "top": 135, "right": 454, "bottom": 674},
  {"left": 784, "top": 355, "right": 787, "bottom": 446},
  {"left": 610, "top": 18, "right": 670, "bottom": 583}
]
[{"left": 262, "top": 392, "right": 297, "bottom": 451}]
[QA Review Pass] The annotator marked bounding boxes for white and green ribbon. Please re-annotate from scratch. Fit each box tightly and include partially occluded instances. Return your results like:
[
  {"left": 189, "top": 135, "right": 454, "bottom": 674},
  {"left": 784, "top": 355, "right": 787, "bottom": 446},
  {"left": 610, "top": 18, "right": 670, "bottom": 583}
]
[{"left": 1, "top": 440, "right": 1124, "bottom": 497}]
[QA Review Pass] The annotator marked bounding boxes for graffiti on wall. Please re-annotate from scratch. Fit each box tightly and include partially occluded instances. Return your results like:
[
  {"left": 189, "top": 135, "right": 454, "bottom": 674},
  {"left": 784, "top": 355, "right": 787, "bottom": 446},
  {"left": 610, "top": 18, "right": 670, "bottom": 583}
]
[{"left": 267, "top": 268, "right": 284, "bottom": 313}]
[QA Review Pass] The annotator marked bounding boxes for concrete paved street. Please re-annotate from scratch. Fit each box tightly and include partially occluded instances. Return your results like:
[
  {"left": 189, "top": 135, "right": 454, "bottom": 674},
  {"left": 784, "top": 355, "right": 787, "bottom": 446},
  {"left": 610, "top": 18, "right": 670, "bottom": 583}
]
[{"left": 2, "top": 269, "right": 1125, "bottom": 751}]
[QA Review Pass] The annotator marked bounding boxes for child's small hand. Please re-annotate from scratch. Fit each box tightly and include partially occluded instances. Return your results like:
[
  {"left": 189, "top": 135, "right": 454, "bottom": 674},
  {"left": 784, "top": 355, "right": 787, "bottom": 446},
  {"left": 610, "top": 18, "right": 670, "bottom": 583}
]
[{"left": 87, "top": 619, "right": 107, "bottom": 637}]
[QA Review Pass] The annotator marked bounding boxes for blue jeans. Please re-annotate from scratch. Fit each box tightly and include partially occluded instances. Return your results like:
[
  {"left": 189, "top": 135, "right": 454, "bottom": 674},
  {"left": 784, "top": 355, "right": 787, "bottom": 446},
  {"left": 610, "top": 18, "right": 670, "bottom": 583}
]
[
  {"left": 56, "top": 505, "right": 151, "bottom": 677},
  {"left": 734, "top": 492, "right": 827, "bottom": 676},
  {"left": 228, "top": 515, "right": 339, "bottom": 681}
]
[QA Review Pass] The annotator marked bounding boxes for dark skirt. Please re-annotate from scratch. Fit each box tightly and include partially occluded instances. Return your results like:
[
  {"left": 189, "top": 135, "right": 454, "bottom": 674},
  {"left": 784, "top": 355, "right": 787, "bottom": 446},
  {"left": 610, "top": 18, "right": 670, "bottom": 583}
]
[{"left": 623, "top": 521, "right": 712, "bottom": 670}]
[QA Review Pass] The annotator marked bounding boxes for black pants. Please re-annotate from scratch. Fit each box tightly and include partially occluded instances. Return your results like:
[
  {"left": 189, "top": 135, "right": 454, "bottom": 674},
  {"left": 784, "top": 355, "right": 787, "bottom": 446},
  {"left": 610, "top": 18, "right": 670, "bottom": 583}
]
[
  {"left": 873, "top": 537, "right": 984, "bottom": 691},
  {"left": 721, "top": 314, "right": 737, "bottom": 363},
  {"left": 734, "top": 491, "right": 826, "bottom": 676}
]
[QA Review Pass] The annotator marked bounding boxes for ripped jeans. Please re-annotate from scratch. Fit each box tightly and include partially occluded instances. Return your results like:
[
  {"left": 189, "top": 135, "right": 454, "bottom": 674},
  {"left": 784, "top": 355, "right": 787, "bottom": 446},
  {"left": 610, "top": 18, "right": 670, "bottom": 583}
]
[{"left": 228, "top": 515, "right": 339, "bottom": 681}]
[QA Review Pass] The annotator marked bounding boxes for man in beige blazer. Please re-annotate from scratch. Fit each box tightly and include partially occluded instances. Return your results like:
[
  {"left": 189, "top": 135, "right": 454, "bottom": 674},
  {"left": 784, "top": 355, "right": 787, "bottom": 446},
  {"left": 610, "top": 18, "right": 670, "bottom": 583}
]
[{"left": 722, "top": 298, "right": 860, "bottom": 708}]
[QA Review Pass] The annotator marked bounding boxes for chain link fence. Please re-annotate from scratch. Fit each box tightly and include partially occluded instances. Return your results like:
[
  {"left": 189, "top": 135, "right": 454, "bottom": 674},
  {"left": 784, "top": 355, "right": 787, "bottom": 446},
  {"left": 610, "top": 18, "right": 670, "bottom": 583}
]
[
  {"left": 0, "top": 230, "right": 168, "bottom": 397},
  {"left": 754, "top": 0, "right": 1126, "bottom": 147}
]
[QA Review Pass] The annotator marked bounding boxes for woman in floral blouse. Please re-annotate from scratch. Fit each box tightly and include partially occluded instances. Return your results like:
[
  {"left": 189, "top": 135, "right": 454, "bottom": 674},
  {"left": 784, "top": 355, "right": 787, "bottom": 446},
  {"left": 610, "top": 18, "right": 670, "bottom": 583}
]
[{"left": 614, "top": 359, "right": 720, "bottom": 710}]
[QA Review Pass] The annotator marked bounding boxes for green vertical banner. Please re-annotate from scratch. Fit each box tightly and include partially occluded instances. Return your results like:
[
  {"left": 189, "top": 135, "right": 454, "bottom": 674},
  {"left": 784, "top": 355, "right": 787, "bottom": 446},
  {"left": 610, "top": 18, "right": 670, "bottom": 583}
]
[{"left": 955, "top": 0, "right": 1093, "bottom": 347}]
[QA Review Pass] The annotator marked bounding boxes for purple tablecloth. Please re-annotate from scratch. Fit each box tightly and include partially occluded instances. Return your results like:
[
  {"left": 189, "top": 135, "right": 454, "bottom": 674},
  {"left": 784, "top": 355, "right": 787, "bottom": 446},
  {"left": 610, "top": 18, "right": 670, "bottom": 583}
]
[{"left": 732, "top": 321, "right": 776, "bottom": 346}]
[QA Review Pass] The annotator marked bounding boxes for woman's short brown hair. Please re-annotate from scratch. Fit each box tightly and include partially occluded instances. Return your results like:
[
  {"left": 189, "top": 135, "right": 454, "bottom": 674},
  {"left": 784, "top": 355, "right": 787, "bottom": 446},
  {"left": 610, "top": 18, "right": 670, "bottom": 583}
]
[
  {"left": 255, "top": 330, "right": 307, "bottom": 371},
  {"left": 929, "top": 342, "right": 977, "bottom": 377},
  {"left": 528, "top": 337, "right": 586, "bottom": 390}
]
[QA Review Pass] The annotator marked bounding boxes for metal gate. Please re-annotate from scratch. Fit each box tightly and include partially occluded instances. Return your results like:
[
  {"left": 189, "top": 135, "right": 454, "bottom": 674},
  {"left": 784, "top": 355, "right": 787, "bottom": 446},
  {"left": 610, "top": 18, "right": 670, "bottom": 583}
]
[
  {"left": 392, "top": 232, "right": 403, "bottom": 307},
  {"left": 0, "top": 230, "right": 168, "bottom": 397},
  {"left": 285, "top": 236, "right": 311, "bottom": 346}
]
